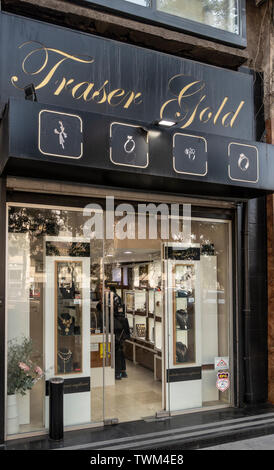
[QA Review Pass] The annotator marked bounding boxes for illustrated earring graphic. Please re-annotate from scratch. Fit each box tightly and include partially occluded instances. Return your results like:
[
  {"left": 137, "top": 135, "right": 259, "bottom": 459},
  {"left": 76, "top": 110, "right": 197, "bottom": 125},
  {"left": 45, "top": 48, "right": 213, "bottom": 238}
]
[{"left": 184, "top": 148, "right": 196, "bottom": 161}]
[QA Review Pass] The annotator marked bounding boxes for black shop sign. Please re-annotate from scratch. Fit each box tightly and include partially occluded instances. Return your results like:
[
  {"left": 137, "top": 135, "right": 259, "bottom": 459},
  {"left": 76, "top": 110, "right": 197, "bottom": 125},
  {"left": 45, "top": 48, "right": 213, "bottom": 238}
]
[{"left": 0, "top": 11, "right": 255, "bottom": 141}]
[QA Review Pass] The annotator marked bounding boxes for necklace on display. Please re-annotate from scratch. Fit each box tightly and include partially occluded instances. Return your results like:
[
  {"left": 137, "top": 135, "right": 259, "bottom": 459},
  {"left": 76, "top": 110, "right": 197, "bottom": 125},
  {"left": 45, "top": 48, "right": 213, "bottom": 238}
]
[
  {"left": 58, "top": 349, "right": 72, "bottom": 373},
  {"left": 61, "top": 315, "right": 72, "bottom": 335}
]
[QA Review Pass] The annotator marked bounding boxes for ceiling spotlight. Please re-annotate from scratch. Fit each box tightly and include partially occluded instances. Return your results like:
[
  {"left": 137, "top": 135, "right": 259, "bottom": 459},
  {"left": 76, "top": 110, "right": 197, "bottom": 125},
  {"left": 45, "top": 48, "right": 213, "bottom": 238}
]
[
  {"left": 157, "top": 119, "right": 177, "bottom": 127},
  {"left": 124, "top": 251, "right": 132, "bottom": 254}
]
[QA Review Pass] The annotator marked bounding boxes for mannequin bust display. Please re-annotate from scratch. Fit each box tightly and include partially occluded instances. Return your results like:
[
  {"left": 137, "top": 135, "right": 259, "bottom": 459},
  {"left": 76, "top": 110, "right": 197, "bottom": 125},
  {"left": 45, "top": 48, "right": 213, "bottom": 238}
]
[
  {"left": 58, "top": 312, "right": 75, "bottom": 336},
  {"left": 176, "top": 309, "right": 191, "bottom": 330}
]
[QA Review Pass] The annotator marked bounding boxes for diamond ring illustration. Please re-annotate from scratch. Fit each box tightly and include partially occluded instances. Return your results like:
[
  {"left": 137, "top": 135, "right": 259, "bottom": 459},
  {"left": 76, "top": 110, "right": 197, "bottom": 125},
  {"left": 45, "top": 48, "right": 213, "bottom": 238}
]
[
  {"left": 238, "top": 153, "right": 250, "bottom": 172},
  {"left": 124, "top": 136, "right": 136, "bottom": 154}
]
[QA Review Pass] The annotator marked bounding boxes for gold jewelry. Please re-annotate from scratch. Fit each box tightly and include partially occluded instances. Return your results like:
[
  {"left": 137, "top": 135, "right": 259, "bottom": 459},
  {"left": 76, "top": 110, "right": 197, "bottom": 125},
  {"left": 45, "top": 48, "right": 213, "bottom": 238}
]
[
  {"left": 57, "top": 349, "right": 72, "bottom": 373},
  {"left": 60, "top": 316, "right": 72, "bottom": 335}
]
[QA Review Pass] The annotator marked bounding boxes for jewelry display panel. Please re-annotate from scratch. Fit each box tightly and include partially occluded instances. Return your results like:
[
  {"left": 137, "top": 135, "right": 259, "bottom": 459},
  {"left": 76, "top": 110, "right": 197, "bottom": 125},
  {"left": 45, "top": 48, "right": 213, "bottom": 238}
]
[
  {"left": 56, "top": 260, "right": 83, "bottom": 374},
  {"left": 173, "top": 264, "right": 195, "bottom": 365}
]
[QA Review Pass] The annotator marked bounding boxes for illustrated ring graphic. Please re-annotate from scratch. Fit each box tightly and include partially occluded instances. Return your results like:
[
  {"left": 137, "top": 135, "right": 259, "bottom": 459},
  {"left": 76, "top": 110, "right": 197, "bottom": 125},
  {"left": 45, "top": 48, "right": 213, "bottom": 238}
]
[
  {"left": 238, "top": 153, "right": 250, "bottom": 172},
  {"left": 124, "top": 136, "right": 136, "bottom": 154}
]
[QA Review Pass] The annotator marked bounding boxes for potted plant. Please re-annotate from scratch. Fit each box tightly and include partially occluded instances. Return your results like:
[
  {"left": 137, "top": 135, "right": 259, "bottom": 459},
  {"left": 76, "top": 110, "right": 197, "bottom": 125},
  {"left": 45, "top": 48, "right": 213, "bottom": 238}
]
[{"left": 7, "top": 337, "right": 43, "bottom": 435}]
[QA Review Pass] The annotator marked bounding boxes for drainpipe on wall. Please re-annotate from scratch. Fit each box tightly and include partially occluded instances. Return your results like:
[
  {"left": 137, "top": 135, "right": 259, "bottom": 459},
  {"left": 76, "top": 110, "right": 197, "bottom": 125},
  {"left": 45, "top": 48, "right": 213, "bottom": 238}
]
[{"left": 242, "top": 201, "right": 253, "bottom": 404}]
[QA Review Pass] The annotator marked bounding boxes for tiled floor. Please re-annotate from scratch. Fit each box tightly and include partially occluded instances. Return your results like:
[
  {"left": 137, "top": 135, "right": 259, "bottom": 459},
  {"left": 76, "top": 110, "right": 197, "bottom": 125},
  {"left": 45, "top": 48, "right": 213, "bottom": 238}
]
[{"left": 91, "top": 360, "right": 162, "bottom": 422}]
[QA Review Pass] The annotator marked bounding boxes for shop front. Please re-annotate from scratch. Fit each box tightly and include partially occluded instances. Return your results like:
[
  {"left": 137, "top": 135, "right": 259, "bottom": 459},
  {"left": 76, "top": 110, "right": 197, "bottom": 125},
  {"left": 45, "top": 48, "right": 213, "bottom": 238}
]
[{"left": 0, "top": 11, "right": 273, "bottom": 442}]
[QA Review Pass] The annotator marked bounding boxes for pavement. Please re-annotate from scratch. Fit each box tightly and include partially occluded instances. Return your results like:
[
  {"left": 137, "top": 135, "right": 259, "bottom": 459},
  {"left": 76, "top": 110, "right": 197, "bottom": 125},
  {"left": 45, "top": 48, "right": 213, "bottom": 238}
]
[
  {"left": 5, "top": 405, "right": 274, "bottom": 450},
  {"left": 203, "top": 434, "right": 274, "bottom": 450}
]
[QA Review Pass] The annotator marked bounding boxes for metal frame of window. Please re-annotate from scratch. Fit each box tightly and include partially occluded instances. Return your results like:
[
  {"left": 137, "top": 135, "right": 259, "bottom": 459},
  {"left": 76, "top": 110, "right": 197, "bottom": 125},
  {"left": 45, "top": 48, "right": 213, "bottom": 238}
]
[{"left": 78, "top": 0, "right": 247, "bottom": 48}]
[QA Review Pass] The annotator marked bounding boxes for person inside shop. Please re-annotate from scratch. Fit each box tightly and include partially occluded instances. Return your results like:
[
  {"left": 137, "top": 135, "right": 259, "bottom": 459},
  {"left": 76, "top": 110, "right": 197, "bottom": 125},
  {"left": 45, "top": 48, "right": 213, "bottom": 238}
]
[{"left": 111, "top": 286, "right": 130, "bottom": 380}]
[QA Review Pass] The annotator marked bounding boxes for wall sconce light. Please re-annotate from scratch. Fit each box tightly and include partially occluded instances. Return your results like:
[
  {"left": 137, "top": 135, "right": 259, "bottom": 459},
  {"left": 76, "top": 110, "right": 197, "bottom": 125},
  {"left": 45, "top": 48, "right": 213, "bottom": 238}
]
[{"left": 24, "top": 84, "right": 37, "bottom": 102}]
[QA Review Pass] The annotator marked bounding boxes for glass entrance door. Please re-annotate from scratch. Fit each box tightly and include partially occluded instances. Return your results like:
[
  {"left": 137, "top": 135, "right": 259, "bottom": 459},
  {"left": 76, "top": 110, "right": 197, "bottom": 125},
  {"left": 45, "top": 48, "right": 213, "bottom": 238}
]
[
  {"left": 164, "top": 217, "right": 233, "bottom": 413},
  {"left": 102, "top": 234, "right": 164, "bottom": 423}
]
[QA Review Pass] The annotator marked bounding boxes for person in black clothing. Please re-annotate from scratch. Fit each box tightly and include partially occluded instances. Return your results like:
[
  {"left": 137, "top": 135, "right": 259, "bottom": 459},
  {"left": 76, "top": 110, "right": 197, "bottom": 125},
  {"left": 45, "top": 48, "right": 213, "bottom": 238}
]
[{"left": 110, "top": 286, "right": 130, "bottom": 380}]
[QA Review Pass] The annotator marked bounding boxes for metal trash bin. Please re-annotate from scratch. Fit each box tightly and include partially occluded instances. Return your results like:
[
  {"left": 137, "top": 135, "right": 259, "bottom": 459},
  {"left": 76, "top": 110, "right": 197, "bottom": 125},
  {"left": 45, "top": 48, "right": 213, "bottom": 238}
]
[{"left": 49, "top": 377, "right": 64, "bottom": 440}]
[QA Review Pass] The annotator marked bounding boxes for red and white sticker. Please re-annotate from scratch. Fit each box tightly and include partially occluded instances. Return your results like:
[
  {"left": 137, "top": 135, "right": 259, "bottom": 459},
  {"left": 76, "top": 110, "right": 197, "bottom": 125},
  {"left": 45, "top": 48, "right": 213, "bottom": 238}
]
[
  {"left": 215, "top": 356, "right": 229, "bottom": 370},
  {"left": 216, "top": 372, "right": 230, "bottom": 392}
]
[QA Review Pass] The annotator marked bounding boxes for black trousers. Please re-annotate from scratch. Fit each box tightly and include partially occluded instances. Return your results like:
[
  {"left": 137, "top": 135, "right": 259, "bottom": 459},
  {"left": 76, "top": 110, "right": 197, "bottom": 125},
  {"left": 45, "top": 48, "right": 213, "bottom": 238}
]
[{"left": 115, "top": 343, "right": 126, "bottom": 375}]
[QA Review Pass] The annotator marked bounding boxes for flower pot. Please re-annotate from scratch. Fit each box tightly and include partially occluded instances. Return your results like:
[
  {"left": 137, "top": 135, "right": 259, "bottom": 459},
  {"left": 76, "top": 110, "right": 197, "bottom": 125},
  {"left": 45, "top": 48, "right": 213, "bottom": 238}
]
[{"left": 7, "top": 394, "right": 19, "bottom": 435}]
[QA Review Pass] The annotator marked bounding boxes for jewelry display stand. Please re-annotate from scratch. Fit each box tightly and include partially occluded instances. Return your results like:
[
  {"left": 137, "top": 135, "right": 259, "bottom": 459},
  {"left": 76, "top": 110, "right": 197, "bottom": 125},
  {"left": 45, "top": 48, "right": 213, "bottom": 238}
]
[
  {"left": 164, "top": 243, "right": 202, "bottom": 412},
  {"left": 44, "top": 236, "right": 91, "bottom": 427},
  {"left": 124, "top": 282, "right": 163, "bottom": 382}
]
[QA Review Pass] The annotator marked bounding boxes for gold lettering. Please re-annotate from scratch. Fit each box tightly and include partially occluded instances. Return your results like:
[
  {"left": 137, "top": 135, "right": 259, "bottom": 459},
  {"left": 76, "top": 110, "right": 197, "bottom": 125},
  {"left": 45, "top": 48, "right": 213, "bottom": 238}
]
[
  {"left": 107, "top": 89, "right": 125, "bottom": 106},
  {"left": 200, "top": 107, "right": 213, "bottom": 123},
  {"left": 92, "top": 80, "right": 109, "bottom": 104},
  {"left": 123, "top": 91, "right": 142, "bottom": 109},
  {"left": 230, "top": 101, "right": 245, "bottom": 127},
  {"left": 214, "top": 97, "right": 228, "bottom": 125},
  {"left": 72, "top": 81, "right": 94, "bottom": 100},
  {"left": 11, "top": 41, "right": 94, "bottom": 91},
  {"left": 178, "top": 80, "right": 206, "bottom": 106},
  {"left": 160, "top": 78, "right": 206, "bottom": 127},
  {"left": 35, "top": 58, "right": 68, "bottom": 90},
  {"left": 160, "top": 98, "right": 177, "bottom": 120},
  {"left": 222, "top": 112, "right": 233, "bottom": 127},
  {"left": 83, "top": 83, "right": 95, "bottom": 101},
  {"left": 181, "top": 95, "right": 206, "bottom": 129},
  {"left": 54, "top": 77, "right": 74, "bottom": 95}
]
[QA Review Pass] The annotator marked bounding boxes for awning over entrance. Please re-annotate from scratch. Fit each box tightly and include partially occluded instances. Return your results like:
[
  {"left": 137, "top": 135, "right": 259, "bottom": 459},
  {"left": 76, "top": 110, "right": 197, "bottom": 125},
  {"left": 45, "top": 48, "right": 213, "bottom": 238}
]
[{"left": 1, "top": 98, "right": 274, "bottom": 200}]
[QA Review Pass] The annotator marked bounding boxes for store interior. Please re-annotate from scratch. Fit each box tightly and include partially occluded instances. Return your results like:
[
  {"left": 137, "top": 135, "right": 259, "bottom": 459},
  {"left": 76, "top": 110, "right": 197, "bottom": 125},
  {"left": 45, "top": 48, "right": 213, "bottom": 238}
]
[
  {"left": 7, "top": 205, "right": 232, "bottom": 436},
  {"left": 90, "top": 246, "right": 164, "bottom": 423}
]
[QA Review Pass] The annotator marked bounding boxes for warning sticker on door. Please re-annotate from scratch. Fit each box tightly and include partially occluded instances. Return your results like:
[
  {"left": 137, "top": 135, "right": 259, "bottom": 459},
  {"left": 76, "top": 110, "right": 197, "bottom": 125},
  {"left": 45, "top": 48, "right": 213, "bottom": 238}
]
[{"left": 215, "top": 356, "right": 229, "bottom": 370}]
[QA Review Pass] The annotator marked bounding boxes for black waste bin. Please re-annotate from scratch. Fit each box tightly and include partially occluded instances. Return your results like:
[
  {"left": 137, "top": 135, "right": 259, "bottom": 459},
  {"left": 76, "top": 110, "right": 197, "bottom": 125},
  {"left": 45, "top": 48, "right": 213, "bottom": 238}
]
[{"left": 49, "top": 377, "right": 64, "bottom": 440}]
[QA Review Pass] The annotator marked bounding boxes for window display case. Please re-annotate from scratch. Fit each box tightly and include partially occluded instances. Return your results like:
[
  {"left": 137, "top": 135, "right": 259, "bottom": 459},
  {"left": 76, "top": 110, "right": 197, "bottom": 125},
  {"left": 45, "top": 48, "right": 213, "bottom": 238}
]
[
  {"left": 173, "top": 264, "right": 195, "bottom": 364},
  {"left": 56, "top": 261, "right": 82, "bottom": 374},
  {"left": 44, "top": 236, "right": 91, "bottom": 427}
]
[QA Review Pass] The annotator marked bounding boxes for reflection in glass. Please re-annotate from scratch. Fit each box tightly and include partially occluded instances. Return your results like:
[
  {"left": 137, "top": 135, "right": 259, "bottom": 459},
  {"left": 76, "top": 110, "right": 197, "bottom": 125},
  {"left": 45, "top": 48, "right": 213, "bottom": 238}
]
[{"left": 157, "top": 0, "right": 239, "bottom": 34}]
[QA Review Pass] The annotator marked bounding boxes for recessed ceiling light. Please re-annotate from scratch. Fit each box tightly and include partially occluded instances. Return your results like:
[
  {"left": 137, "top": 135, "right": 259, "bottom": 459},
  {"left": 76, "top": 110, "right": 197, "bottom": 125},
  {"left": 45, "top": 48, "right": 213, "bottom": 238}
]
[{"left": 124, "top": 251, "right": 132, "bottom": 254}]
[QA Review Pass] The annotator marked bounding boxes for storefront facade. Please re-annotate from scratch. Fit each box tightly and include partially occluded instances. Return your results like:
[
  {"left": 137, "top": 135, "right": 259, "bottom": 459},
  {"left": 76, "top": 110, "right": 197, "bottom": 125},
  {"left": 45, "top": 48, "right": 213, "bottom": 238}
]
[{"left": 0, "top": 2, "right": 273, "bottom": 445}]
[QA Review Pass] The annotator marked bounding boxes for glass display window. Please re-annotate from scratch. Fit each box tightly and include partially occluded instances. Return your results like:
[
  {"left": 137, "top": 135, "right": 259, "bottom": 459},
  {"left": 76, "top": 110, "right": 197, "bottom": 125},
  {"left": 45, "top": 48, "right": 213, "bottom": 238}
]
[
  {"left": 56, "top": 261, "right": 83, "bottom": 374},
  {"left": 6, "top": 200, "right": 233, "bottom": 436},
  {"left": 173, "top": 263, "right": 196, "bottom": 365}
]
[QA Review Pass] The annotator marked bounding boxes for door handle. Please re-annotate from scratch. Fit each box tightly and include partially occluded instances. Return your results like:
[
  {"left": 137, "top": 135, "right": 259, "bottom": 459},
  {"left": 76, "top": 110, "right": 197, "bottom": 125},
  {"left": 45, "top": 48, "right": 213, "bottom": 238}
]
[
  {"left": 105, "top": 291, "right": 110, "bottom": 367},
  {"left": 110, "top": 291, "right": 115, "bottom": 370}
]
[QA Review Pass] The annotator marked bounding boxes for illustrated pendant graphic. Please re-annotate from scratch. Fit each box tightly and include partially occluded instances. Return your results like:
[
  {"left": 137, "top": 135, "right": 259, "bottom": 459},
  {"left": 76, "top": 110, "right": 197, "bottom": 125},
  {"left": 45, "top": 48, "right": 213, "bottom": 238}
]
[
  {"left": 124, "top": 135, "right": 136, "bottom": 154},
  {"left": 54, "top": 121, "right": 67, "bottom": 149}
]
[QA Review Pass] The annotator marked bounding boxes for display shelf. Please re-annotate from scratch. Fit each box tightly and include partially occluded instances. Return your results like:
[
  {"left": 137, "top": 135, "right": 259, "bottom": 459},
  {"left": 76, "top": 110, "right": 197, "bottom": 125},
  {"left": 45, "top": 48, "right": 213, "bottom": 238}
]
[
  {"left": 124, "top": 287, "right": 163, "bottom": 347},
  {"left": 173, "top": 263, "right": 196, "bottom": 365}
]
